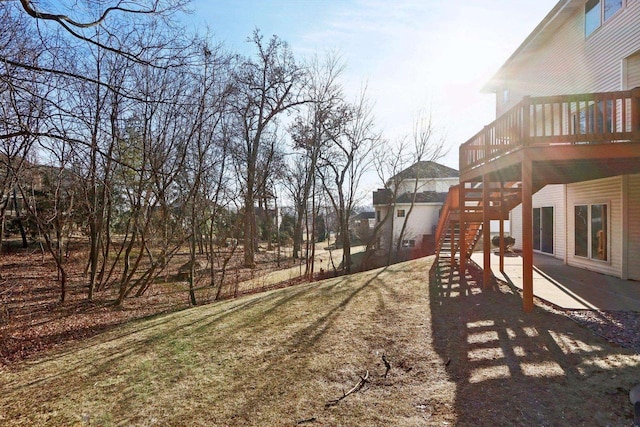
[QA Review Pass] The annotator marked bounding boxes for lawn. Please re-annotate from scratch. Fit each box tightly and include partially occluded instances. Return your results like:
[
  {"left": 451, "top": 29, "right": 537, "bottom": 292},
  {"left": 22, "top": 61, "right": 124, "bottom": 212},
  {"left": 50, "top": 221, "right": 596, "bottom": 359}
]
[{"left": 1, "top": 256, "right": 638, "bottom": 426}]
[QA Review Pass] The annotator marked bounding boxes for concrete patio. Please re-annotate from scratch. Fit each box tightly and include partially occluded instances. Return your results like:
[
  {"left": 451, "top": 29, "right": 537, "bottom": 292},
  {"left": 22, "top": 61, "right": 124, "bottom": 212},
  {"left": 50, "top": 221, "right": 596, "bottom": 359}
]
[{"left": 471, "top": 252, "right": 640, "bottom": 311}]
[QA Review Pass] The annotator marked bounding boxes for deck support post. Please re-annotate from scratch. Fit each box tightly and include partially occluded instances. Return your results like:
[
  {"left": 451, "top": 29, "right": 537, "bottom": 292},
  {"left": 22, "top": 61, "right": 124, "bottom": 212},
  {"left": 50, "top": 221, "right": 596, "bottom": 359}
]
[
  {"left": 499, "top": 182, "right": 505, "bottom": 272},
  {"left": 459, "top": 182, "right": 467, "bottom": 282},
  {"left": 483, "top": 174, "right": 492, "bottom": 288},
  {"left": 522, "top": 157, "right": 534, "bottom": 312}
]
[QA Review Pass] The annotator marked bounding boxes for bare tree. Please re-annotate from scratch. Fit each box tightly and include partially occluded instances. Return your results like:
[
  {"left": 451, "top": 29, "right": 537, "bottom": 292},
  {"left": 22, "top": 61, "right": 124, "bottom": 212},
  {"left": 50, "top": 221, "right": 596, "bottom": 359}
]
[
  {"left": 0, "top": 5, "right": 49, "bottom": 251},
  {"left": 179, "top": 41, "right": 235, "bottom": 305},
  {"left": 231, "top": 30, "right": 305, "bottom": 268},
  {"left": 15, "top": 0, "right": 189, "bottom": 66},
  {"left": 20, "top": 143, "right": 79, "bottom": 303},
  {"left": 317, "top": 87, "right": 380, "bottom": 274},
  {"left": 288, "top": 52, "right": 344, "bottom": 266},
  {"left": 393, "top": 112, "right": 446, "bottom": 256},
  {"left": 369, "top": 112, "right": 447, "bottom": 265},
  {"left": 282, "top": 153, "right": 311, "bottom": 261},
  {"left": 362, "top": 138, "right": 410, "bottom": 268}
]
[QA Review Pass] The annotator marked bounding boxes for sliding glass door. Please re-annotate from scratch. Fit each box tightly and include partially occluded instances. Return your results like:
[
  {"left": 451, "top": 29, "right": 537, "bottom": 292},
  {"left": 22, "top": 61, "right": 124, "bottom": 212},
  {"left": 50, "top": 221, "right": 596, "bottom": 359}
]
[{"left": 533, "top": 207, "right": 554, "bottom": 255}]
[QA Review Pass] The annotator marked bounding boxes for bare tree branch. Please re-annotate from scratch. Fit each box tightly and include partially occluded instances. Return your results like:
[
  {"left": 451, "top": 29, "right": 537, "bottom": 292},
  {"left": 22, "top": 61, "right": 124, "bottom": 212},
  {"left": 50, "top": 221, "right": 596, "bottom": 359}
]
[
  {"left": 324, "top": 371, "right": 370, "bottom": 408},
  {"left": 19, "top": 0, "right": 159, "bottom": 29}
]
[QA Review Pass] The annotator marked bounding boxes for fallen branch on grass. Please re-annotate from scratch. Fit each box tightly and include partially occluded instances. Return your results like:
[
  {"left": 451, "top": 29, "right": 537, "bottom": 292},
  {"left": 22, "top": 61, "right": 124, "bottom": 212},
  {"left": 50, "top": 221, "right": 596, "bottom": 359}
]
[
  {"left": 382, "top": 354, "right": 391, "bottom": 378},
  {"left": 325, "top": 371, "right": 370, "bottom": 408}
]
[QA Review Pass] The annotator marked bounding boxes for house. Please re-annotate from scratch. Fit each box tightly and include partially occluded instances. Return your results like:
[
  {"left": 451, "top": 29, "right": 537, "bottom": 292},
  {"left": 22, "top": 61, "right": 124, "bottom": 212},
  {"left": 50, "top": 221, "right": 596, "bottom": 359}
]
[
  {"left": 434, "top": 0, "right": 640, "bottom": 311},
  {"left": 349, "top": 211, "right": 376, "bottom": 244},
  {"left": 373, "top": 161, "right": 459, "bottom": 254}
]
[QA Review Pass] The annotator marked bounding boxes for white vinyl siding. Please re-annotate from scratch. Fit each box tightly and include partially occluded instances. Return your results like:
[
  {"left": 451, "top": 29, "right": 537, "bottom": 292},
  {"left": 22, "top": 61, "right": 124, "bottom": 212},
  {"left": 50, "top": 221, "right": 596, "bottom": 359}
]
[
  {"left": 375, "top": 202, "right": 444, "bottom": 251},
  {"left": 510, "top": 184, "right": 565, "bottom": 260},
  {"left": 566, "top": 176, "right": 622, "bottom": 277},
  {"left": 392, "top": 204, "right": 441, "bottom": 236},
  {"left": 627, "top": 174, "right": 640, "bottom": 280},
  {"left": 496, "top": 1, "right": 640, "bottom": 116},
  {"left": 375, "top": 173, "right": 457, "bottom": 251}
]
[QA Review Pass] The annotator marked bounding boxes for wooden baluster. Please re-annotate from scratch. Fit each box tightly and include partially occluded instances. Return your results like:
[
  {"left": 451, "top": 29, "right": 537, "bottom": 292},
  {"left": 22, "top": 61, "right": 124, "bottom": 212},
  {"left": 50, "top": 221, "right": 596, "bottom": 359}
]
[{"left": 522, "top": 97, "right": 531, "bottom": 147}]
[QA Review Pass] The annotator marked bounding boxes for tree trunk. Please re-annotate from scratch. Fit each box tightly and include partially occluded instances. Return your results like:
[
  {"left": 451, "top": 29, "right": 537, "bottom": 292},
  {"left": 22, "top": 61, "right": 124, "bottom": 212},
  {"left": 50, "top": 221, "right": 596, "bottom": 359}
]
[
  {"left": 308, "top": 178, "right": 316, "bottom": 280},
  {"left": 12, "top": 189, "right": 28, "bottom": 248},
  {"left": 244, "top": 172, "right": 256, "bottom": 267},
  {"left": 341, "top": 213, "right": 351, "bottom": 274},
  {"left": 189, "top": 205, "right": 198, "bottom": 306},
  {"left": 293, "top": 207, "right": 303, "bottom": 259},
  {"left": 387, "top": 207, "right": 395, "bottom": 266}
]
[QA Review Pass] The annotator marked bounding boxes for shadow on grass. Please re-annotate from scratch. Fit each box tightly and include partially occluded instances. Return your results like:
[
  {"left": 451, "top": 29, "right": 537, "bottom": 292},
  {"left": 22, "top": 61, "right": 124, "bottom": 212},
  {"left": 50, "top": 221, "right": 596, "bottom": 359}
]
[
  {"left": 288, "top": 267, "right": 387, "bottom": 349},
  {"left": 429, "top": 256, "right": 638, "bottom": 425},
  {"left": 5, "top": 290, "right": 291, "bottom": 393},
  {"left": 5, "top": 268, "right": 377, "bottom": 396},
  {"left": 227, "top": 267, "right": 389, "bottom": 422}
]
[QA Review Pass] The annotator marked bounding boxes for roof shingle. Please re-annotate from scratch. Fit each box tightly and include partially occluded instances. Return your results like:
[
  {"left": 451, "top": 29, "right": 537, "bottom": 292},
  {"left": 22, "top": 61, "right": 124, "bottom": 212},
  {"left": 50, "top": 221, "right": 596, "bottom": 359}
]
[{"left": 389, "top": 161, "right": 458, "bottom": 183}]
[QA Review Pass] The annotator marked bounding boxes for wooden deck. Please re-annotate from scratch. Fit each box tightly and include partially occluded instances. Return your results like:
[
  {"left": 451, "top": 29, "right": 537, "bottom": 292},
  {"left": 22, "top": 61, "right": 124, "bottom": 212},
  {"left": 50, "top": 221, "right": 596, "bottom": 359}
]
[
  {"left": 460, "top": 89, "right": 640, "bottom": 183},
  {"left": 436, "top": 89, "right": 640, "bottom": 312}
]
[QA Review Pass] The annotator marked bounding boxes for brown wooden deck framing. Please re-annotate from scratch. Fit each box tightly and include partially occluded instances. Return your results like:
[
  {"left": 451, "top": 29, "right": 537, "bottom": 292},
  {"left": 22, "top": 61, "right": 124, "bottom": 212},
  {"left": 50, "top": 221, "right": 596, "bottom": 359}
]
[{"left": 436, "top": 88, "right": 640, "bottom": 311}]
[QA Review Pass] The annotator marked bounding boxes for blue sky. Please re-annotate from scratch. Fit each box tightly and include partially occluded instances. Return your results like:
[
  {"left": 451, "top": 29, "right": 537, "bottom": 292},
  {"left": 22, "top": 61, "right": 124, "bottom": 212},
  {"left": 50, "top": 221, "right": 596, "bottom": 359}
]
[{"left": 184, "top": 0, "right": 558, "bottom": 175}]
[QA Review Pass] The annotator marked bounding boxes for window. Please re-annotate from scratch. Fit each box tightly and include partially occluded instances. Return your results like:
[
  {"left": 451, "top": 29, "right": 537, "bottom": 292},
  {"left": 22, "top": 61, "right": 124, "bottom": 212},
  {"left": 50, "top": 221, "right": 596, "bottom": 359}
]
[
  {"left": 574, "top": 203, "right": 608, "bottom": 261},
  {"left": 625, "top": 50, "right": 640, "bottom": 89},
  {"left": 397, "top": 209, "right": 405, "bottom": 218},
  {"left": 402, "top": 239, "right": 415, "bottom": 248},
  {"left": 585, "top": 0, "right": 601, "bottom": 36},
  {"left": 604, "top": 0, "right": 623, "bottom": 21},
  {"left": 591, "top": 204, "right": 608, "bottom": 260},
  {"left": 502, "top": 88, "right": 510, "bottom": 104},
  {"left": 585, "top": 0, "right": 624, "bottom": 37},
  {"left": 376, "top": 210, "right": 381, "bottom": 222},
  {"left": 575, "top": 205, "right": 589, "bottom": 257},
  {"left": 572, "top": 101, "right": 613, "bottom": 135}
]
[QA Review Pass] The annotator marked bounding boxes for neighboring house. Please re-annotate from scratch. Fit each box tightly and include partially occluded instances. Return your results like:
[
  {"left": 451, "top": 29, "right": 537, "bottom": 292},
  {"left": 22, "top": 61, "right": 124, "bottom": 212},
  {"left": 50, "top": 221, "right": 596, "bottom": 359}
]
[
  {"left": 434, "top": 0, "right": 640, "bottom": 312},
  {"left": 373, "top": 161, "right": 459, "bottom": 253},
  {"left": 350, "top": 211, "right": 376, "bottom": 244}
]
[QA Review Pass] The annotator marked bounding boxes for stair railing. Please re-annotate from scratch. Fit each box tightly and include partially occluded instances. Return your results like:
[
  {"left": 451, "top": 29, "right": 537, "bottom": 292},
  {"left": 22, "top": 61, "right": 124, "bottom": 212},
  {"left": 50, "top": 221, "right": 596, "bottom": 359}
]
[{"left": 434, "top": 184, "right": 459, "bottom": 258}]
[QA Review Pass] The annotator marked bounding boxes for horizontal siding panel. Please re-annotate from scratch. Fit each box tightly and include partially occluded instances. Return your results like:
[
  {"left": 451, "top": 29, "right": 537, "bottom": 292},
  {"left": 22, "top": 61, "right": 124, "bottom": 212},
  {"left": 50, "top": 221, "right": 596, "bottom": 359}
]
[
  {"left": 627, "top": 174, "right": 640, "bottom": 280},
  {"left": 497, "top": 1, "right": 640, "bottom": 116},
  {"left": 510, "top": 205, "right": 523, "bottom": 251}
]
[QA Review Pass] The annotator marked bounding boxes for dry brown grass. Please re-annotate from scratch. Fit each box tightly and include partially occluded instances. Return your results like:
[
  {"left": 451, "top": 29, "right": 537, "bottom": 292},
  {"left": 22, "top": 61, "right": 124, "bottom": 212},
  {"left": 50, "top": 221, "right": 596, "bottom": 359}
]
[
  {"left": 1, "top": 256, "right": 639, "bottom": 426},
  {"left": 0, "top": 245, "right": 297, "bottom": 364}
]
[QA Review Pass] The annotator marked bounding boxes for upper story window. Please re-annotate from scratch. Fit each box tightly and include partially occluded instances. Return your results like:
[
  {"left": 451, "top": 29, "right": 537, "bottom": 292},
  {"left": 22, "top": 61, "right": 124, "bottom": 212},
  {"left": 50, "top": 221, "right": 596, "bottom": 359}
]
[
  {"left": 604, "top": 0, "right": 623, "bottom": 20},
  {"left": 397, "top": 209, "right": 405, "bottom": 218},
  {"left": 502, "top": 88, "right": 510, "bottom": 104},
  {"left": 585, "top": 0, "right": 624, "bottom": 37}
]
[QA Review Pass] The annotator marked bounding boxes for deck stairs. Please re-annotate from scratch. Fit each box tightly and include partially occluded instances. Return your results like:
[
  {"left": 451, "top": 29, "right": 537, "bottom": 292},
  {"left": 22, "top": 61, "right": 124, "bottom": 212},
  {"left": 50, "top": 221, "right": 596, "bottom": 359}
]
[{"left": 435, "top": 181, "right": 542, "bottom": 264}]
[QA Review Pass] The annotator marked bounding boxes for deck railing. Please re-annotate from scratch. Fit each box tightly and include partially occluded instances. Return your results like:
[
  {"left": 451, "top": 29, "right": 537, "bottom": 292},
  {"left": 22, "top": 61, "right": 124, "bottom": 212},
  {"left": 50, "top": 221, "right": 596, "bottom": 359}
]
[{"left": 460, "top": 89, "right": 640, "bottom": 173}]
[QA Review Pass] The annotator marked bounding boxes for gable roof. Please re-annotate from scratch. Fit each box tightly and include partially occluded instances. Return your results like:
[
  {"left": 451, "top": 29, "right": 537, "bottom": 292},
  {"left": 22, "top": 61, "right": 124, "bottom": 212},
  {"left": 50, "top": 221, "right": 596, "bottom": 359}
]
[
  {"left": 352, "top": 211, "right": 375, "bottom": 220},
  {"left": 395, "top": 191, "right": 448, "bottom": 204},
  {"left": 483, "top": 0, "right": 582, "bottom": 92},
  {"left": 390, "top": 161, "right": 459, "bottom": 182}
]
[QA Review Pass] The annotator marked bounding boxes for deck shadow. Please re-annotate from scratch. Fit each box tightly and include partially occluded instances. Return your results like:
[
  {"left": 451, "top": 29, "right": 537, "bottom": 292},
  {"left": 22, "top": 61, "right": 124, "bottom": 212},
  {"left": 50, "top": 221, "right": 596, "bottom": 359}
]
[{"left": 428, "top": 256, "right": 639, "bottom": 425}]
